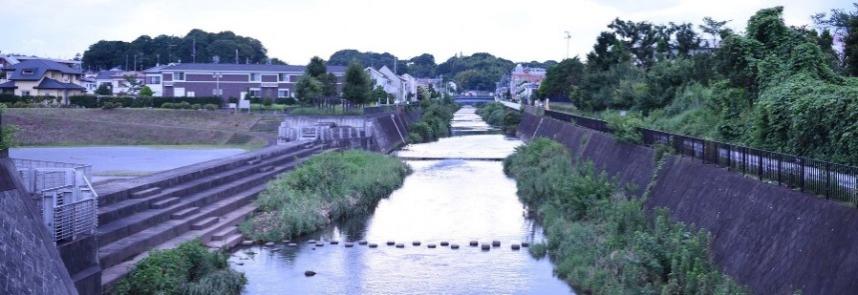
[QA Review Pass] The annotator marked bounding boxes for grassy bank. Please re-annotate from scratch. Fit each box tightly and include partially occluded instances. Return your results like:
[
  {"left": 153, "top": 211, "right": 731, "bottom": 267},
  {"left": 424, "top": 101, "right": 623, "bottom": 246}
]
[
  {"left": 113, "top": 240, "right": 245, "bottom": 295},
  {"left": 407, "top": 96, "right": 458, "bottom": 143},
  {"left": 476, "top": 102, "right": 521, "bottom": 135},
  {"left": 2, "top": 108, "right": 278, "bottom": 147},
  {"left": 241, "top": 150, "right": 409, "bottom": 241},
  {"left": 504, "top": 138, "right": 745, "bottom": 294}
]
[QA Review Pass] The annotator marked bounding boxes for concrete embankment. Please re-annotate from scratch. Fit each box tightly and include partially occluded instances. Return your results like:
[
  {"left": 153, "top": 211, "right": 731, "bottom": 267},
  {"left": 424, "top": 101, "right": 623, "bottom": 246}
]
[
  {"left": 518, "top": 112, "right": 858, "bottom": 294},
  {"left": 278, "top": 107, "right": 420, "bottom": 154}
]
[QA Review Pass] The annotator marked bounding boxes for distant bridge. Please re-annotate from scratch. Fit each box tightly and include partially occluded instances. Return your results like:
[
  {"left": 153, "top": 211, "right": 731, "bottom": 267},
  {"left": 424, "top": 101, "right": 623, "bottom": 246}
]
[{"left": 454, "top": 95, "right": 494, "bottom": 105}]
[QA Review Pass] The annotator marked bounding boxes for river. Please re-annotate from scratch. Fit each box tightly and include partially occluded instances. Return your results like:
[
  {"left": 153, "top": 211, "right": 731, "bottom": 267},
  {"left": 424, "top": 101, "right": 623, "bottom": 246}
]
[{"left": 230, "top": 106, "right": 573, "bottom": 294}]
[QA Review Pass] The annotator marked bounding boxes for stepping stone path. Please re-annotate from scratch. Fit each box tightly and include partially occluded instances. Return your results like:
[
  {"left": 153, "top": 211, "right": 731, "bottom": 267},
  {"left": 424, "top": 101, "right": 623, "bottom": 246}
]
[
  {"left": 427, "top": 244, "right": 436, "bottom": 248},
  {"left": 491, "top": 240, "right": 501, "bottom": 247},
  {"left": 412, "top": 241, "right": 421, "bottom": 246},
  {"left": 481, "top": 244, "right": 491, "bottom": 251},
  {"left": 387, "top": 241, "right": 395, "bottom": 246},
  {"left": 395, "top": 243, "right": 405, "bottom": 248},
  {"left": 450, "top": 244, "right": 460, "bottom": 249},
  {"left": 368, "top": 243, "right": 378, "bottom": 248},
  {"left": 304, "top": 271, "right": 316, "bottom": 277},
  {"left": 358, "top": 240, "right": 368, "bottom": 245},
  {"left": 469, "top": 241, "right": 479, "bottom": 247},
  {"left": 440, "top": 241, "right": 449, "bottom": 246},
  {"left": 511, "top": 244, "right": 521, "bottom": 250}
]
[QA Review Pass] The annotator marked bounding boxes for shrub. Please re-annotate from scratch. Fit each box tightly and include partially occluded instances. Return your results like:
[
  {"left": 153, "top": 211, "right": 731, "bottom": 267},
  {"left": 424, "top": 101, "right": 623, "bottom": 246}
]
[
  {"left": 241, "top": 151, "right": 409, "bottom": 241},
  {"left": 204, "top": 104, "right": 218, "bottom": 111},
  {"left": 161, "top": 102, "right": 175, "bottom": 109},
  {"left": 603, "top": 111, "right": 643, "bottom": 144},
  {"left": 112, "top": 240, "right": 244, "bottom": 295},
  {"left": 101, "top": 102, "right": 117, "bottom": 110},
  {"left": 191, "top": 103, "right": 202, "bottom": 110},
  {"left": 476, "top": 102, "right": 521, "bottom": 135},
  {"left": 262, "top": 97, "right": 273, "bottom": 106},
  {"left": 0, "top": 104, "right": 16, "bottom": 150},
  {"left": 70, "top": 95, "right": 98, "bottom": 108}
]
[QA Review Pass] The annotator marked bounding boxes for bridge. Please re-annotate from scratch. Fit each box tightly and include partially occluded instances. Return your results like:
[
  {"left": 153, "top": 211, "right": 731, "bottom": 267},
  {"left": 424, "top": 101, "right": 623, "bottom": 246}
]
[{"left": 454, "top": 95, "right": 495, "bottom": 105}]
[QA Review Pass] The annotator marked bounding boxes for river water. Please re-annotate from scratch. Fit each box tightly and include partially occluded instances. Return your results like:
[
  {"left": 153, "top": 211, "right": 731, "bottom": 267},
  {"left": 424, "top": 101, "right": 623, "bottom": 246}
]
[{"left": 231, "top": 106, "right": 573, "bottom": 294}]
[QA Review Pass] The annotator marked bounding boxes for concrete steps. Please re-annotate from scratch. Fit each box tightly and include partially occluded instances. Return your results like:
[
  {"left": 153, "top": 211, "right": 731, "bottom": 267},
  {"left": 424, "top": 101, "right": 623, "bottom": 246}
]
[
  {"left": 150, "top": 197, "right": 179, "bottom": 209},
  {"left": 170, "top": 207, "right": 199, "bottom": 219},
  {"left": 131, "top": 187, "right": 161, "bottom": 199},
  {"left": 207, "top": 233, "right": 243, "bottom": 250},
  {"left": 212, "top": 226, "right": 239, "bottom": 241},
  {"left": 97, "top": 147, "right": 319, "bottom": 225},
  {"left": 191, "top": 217, "right": 219, "bottom": 230}
]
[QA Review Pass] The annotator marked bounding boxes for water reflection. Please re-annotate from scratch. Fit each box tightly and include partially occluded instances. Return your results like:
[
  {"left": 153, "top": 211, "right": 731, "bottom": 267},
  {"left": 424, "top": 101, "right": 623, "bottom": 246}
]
[{"left": 232, "top": 107, "right": 573, "bottom": 294}]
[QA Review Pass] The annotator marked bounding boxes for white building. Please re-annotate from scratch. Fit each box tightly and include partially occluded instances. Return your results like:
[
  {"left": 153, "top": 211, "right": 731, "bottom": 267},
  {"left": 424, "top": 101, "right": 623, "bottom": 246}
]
[
  {"left": 509, "top": 64, "right": 546, "bottom": 103},
  {"left": 94, "top": 69, "right": 144, "bottom": 95}
]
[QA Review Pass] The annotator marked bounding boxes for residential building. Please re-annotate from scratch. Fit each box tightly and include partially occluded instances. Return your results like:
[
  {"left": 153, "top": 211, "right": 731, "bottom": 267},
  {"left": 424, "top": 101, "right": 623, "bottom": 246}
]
[
  {"left": 94, "top": 69, "right": 144, "bottom": 95},
  {"left": 0, "top": 59, "right": 86, "bottom": 103},
  {"left": 415, "top": 78, "right": 443, "bottom": 92},
  {"left": 400, "top": 73, "right": 417, "bottom": 100},
  {"left": 509, "top": 64, "right": 546, "bottom": 103},
  {"left": 142, "top": 63, "right": 347, "bottom": 101},
  {"left": 366, "top": 66, "right": 403, "bottom": 103}
]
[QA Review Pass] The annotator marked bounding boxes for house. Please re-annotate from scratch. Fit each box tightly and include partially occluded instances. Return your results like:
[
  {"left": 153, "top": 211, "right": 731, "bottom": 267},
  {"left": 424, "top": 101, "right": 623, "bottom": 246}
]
[
  {"left": 0, "top": 59, "right": 86, "bottom": 104},
  {"left": 415, "top": 78, "right": 443, "bottom": 93},
  {"left": 365, "top": 65, "right": 419, "bottom": 104},
  {"left": 94, "top": 69, "right": 144, "bottom": 95},
  {"left": 400, "top": 73, "right": 417, "bottom": 101},
  {"left": 509, "top": 64, "right": 546, "bottom": 103},
  {"left": 143, "top": 63, "right": 347, "bottom": 101}
]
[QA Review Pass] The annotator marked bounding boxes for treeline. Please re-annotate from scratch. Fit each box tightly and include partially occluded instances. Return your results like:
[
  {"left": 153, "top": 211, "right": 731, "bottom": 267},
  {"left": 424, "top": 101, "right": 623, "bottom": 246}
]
[
  {"left": 82, "top": 29, "right": 272, "bottom": 71},
  {"left": 328, "top": 49, "right": 555, "bottom": 91},
  {"left": 538, "top": 5, "right": 858, "bottom": 165}
]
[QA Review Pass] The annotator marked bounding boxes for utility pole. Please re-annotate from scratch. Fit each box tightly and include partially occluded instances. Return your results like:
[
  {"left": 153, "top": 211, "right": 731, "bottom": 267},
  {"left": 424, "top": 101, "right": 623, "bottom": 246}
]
[
  {"left": 235, "top": 49, "right": 239, "bottom": 64},
  {"left": 564, "top": 31, "right": 571, "bottom": 60},
  {"left": 192, "top": 38, "right": 197, "bottom": 63}
]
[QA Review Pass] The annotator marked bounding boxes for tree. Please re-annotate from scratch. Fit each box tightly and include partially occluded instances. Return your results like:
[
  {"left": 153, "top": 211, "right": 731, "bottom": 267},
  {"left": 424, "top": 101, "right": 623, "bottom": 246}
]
[
  {"left": 294, "top": 76, "right": 323, "bottom": 105},
  {"left": 371, "top": 86, "right": 388, "bottom": 104},
  {"left": 342, "top": 62, "right": 372, "bottom": 105},
  {"left": 306, "top": 56, "right": 327, "bottom": 78},
  {"left": 699, "top": 17, "right": 730, "bottom": 48},
  {"left": 538, "top": 58, "right": 585, "bottom": 100},
  {"left": 95, "top": 83, "right": 112, "bottom": 95},
  {"left": 120, "top": 75, "right": 144, "bottom": 95},
  {"left": 139, "top": 86, "right": 154, "bottom": 97},
  {"left": 321, "top": 73, "right": 338, "bottom": 98}
]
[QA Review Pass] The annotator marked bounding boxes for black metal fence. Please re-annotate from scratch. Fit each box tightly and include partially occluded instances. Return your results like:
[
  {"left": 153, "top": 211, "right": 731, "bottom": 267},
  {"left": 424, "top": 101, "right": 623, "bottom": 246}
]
[{"left": 542, "top": 110, "right": 858, "bottom": 207}]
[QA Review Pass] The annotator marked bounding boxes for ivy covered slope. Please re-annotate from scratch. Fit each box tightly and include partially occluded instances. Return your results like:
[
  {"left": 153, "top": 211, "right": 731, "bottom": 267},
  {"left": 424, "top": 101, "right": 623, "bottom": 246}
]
[
  {"left": 503, "top": 138, "right": 746, "bottom": 294},
  {"left": 539, "top": 6, "right": 858, "bottom": 165},
  {"left": 241, "top": 151, "right": 409, "bottom": 241},
  {"left": 113, "top": 240, "right": 245, "bottom": 295},
  {"left": 476, "top": 102, "right": 521, "bottom": 135}
]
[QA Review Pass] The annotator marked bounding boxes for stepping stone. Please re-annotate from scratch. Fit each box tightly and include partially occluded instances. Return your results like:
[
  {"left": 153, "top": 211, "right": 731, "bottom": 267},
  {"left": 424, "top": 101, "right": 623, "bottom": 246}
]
[
  {"left": 386, "top": 241, "right": 395, "bottom": 246},
  {"left": 450, "top": 244, "right": 460, "bottom": 249},
  {"left": 358, "top": 240, "right": 368, "bottom": 245},
  {"left": 315, "top": 242, "right": 324, "bottom": 247},
  {"left": 492, "top": 240, "right": 501, "bottom": 247},
  {"left": 265, "top": 242, "right": 275, "bottom": 246},
  {"left": 469, "top": 241, "right": 479, "bottom": 247},
  {"left": 368, "top": 243, "right": 378, "bottom": 248},
  {"left": 330, "top": 241, "right": 339, "bottom": 245},
  {"left": 287, "top": 243, "right": 298, "bottom": 247},
  {"left": 440, "top": 241, "right": 449, "bottom": 247},
  {"left": 304, "top": 271, "right": 316, "bottom": 277},
  {"left": 307, "top": 240, "right": 317, "bottom": 244},
  {"left": 481, "top": 244, "right": 491, "bottom": 251},
  {"left": 395, "top": 243, "right": 405, "bottom": 248},
  {"left": 344, "top": 242, "right": 354, "bottom": 248},
  {"left": 521, "top": 242, "right": 530, "bottom": 247},
  {"left": 511, "top": 244, "right": 521, "bottom": 250},
  {"left": 427, "top": 244, "right": 436, "bottom": 249},
  {"left": 412, "top": 241, "right": 421, "bottom": 246},
  {"left": 241, "top": 240, "right": 253, "bottom": 246}
]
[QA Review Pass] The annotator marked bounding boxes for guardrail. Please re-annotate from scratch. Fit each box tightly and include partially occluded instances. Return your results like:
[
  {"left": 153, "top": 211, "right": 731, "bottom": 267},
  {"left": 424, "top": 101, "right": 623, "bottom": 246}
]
[
  {"left": 541, "top": 109, "right": 858, "bottom": 207},
  {"left": 13, "top": 158, "right": 98, "bottom": 243}
]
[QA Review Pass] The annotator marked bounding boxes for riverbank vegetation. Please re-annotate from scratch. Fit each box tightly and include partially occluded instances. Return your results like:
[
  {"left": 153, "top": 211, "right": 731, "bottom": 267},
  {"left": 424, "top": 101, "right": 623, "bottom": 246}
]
[
  {"left": 476, "top": 102, "right": 521, "bottom": 135},
  {"left": 0, "top": 104, "right": 16, "bottom": 150},
  {"left": 113, "top": 240, "right": 245, "bottom": 295},
  {"left": 504, "top": 138, "right": 745, "bottom": 294},
  {"left": 241, "top": 150, "right": 409, "bottom": 241},
  {"left": 536, "top": 5, "right": 858, "bottom": 166},
  {"left": 407, "top": 91, "right": 458, "bottom": 143}
]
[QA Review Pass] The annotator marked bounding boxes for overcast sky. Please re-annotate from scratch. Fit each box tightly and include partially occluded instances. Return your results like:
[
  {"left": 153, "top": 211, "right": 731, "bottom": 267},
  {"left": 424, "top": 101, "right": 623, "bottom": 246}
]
[{"left": 1, "top": 0, "right": 852, "bottom": 64}]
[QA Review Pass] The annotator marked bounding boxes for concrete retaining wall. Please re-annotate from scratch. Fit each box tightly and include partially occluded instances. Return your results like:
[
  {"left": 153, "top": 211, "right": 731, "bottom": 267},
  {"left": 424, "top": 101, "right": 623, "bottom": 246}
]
[
  {"left": 518, "top": 112, "right": 858, "bottom": 294},
  {"left": 0, "top": 158, "right": 78, "bottom": 295},
  {"left": 277, "top": 108, "right": 420, "bottom": 154}
]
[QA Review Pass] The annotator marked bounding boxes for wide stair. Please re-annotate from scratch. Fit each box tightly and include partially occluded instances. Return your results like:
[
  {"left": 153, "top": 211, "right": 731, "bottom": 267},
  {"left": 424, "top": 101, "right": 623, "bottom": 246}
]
[{"left": 98, "top": 142, "right": 326, "bottom": 290}]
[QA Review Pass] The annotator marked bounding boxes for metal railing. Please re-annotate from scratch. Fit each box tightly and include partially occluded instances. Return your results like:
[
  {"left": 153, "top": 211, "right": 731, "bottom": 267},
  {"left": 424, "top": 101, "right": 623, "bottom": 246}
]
[
  {"left": 13, "top": 158, "right": 98, "bottom": 243},
  {"left": 541, "top": 109, "right": 858, "bottom": 207}
]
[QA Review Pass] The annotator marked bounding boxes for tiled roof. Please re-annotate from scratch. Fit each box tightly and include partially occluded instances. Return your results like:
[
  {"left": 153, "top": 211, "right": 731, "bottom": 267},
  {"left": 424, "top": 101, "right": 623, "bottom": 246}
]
[
  {"left": 150, "top": 63, "right": 347, "bottom": 74},
  {"left": 34, "top": 78, "right": 86, "bottom": 91},
  {"left": 5, "top": 59, "right": 82, "bottom": 81},
  {"left": 0, "top": 80, "right": 16, "bottom": 89}
]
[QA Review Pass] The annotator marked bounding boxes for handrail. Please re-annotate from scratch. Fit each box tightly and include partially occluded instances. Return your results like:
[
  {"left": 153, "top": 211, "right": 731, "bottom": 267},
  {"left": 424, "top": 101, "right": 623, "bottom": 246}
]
[{"left": 539, "top": 109, "right": 858, "bottom": 207}]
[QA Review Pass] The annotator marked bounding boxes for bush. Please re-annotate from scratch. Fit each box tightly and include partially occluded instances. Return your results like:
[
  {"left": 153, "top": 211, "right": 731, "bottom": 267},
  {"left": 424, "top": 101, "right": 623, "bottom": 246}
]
[
  {"left": 112, "top": 240, "right": 244, "bottom": 295},
  {"left": 161, "top": 102, "right": 175, "bottom": 109},
  {"left": 0, "top": 104, "right": 16, "bottom": 150},
  {"left": 101, "top": 102, "right": 118, "bottom": 110},
  {"left": 70, "top": 95, "right": 98, "bottom": 108},
  {"left": 476, "top": 102, "right": 521, "bottom": 135},
  {"left": 152, "top": 96, "right": 222, "bottom": 108},
  {"left": 191, "top": 103, "right": 202, "bottom": 110},
  {"left": 204, "top": 104, "right": 218, "bottom": 111},
  {"left": 504, "top": 139, "right": 746, "bottom": 294},
  {"left": 602, "top": 111, "right": 643, "bottom": 144},
  {"left": 407, "top": 97, "right": 458, "bottom": 143},
  {"left": 241, "top": 151, "right": 409, "bottom": 241}
]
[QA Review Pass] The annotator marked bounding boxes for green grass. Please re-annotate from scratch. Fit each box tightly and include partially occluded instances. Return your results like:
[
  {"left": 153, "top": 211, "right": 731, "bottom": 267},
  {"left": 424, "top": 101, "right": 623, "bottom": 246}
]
[
  {"left": 240, "top": 150, "right": 410, "bottom": 241},
  {"left": 476, "top": 102, "right": 521, "bottom": 135},
  {"left": 504, "top": 138, "right": 747, "bottom": 294},
  {"left": 112, "top": 240, "right": 245, "bottom": 295}
]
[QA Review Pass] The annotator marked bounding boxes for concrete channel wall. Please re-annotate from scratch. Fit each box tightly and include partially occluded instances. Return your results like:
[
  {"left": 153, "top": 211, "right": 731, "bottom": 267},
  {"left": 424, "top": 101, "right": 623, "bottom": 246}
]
[
  {"left": 278, "top": 107, "right": 420, "bottom": 154},
  {"left": 0, "top": 157, "right": 79, "bottom": 295},
  {"left": 518, "top": 112, "right": 858, "bottom": 294}
]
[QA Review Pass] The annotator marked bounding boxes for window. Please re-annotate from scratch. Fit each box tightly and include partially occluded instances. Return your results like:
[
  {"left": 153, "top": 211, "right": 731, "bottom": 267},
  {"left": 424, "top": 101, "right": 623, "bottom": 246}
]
[
  {"left": 21, "top": 69, "right": 35, "bottom": 76},
  {"left": 21, "top": 91, "right": 30, "bottom": 96},
  {"left": 249, "top": 89, "right": 261, "bottom": 97},
  {"left": 278, "top": 73, "right": 288, "bottom": 82},
  {"left": 278, "top": 89, "right": 290, "bottom": 98},
  {"left": 148, "top": 76, "right": 161, "bottom": 84},
  {"left": 249, "top": 73, "right": 261, "bottom": 82},
  {"left": 213, "top": 88, "right": 223, "bottom": 96},
  {"left": 174, "top": 72, "right": 185, "bottom": 81}
]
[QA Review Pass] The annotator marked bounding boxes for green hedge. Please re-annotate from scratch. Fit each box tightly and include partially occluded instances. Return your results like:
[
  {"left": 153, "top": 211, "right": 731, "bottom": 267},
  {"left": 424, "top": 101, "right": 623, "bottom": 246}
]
[{"left": 67, "top": 95, "right": 223, "bottom": 108}]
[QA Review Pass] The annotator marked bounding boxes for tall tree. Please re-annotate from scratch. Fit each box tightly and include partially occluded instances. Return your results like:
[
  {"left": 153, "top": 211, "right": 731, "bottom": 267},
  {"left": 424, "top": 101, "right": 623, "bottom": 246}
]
[
  {"left": 342, "top": 62, "right": 372, "bottom": 105},
  {"left": 537, "top": 58, "right": 585, "bottom": 100},
  {"left": 294, "top": 76, "right": 323, "bottom": 105},
  {"left": 306, "top": 56, "right": 328, "bottom": 78},
  {"left": 699, "top": 17, "right": 730, "bottom": 48}
]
